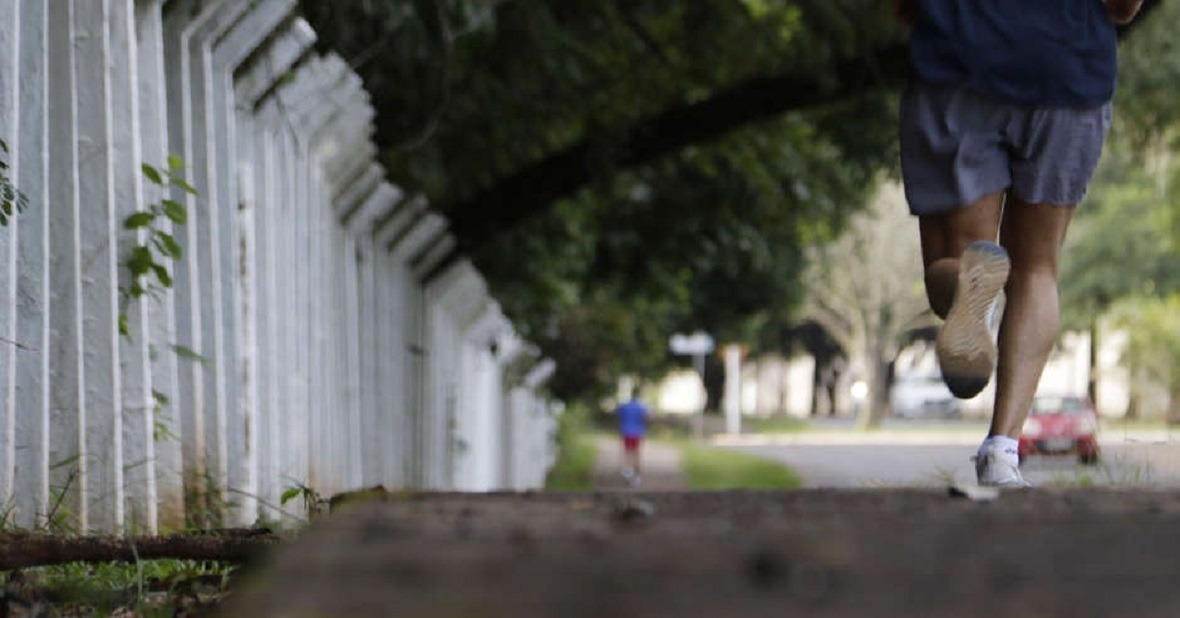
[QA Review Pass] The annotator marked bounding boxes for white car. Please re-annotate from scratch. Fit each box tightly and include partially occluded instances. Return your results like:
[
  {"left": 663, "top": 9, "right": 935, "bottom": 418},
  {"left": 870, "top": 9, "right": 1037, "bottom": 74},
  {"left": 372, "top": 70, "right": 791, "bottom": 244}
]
[{"left": 890, "top": 374, "right": 962, "bottom": 419}]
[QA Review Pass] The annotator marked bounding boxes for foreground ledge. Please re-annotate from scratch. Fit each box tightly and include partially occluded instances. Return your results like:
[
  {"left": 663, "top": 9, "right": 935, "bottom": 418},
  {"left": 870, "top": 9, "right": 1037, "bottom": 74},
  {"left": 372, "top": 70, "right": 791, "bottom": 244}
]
[{"left": 226, "top": 489, "right": 1180, "bottom": 617}]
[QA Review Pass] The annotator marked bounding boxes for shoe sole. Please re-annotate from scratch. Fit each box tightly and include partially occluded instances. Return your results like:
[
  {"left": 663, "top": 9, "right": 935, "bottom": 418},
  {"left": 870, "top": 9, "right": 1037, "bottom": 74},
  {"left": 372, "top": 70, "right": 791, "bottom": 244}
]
[{"left": 936, "top": 241, "right": 1010, "bottom": 399}]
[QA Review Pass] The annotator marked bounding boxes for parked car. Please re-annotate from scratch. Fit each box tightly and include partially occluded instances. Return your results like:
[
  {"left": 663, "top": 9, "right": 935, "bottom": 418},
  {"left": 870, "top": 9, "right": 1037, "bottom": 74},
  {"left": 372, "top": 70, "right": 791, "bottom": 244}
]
[
  {"left": 890, "top": 374, "right": 962, "bottom": 419},
  {"left": 1018, "top": 395, "right": 1100, "bottom": 465}
]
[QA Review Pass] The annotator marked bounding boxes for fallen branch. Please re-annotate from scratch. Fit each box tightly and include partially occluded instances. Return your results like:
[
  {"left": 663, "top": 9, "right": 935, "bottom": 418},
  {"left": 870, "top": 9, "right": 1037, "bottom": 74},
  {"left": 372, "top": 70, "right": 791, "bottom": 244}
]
[{"left": 0, "top": 530, "right": 281, "bottom": 570}]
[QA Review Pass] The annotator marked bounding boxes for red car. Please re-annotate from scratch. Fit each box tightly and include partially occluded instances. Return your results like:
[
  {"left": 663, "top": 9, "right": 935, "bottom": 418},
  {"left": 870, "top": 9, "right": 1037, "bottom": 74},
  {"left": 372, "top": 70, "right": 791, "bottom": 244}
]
[{"left": 1018, "top": 395, "right": 1100, "bottom": 465}]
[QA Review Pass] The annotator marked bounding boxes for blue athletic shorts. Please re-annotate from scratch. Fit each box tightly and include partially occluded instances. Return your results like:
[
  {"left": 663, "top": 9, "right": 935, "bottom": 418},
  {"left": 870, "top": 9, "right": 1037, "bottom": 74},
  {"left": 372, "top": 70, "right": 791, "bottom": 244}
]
[{"left": 899, "top": 79, "right": 1112, "bottom": 216}]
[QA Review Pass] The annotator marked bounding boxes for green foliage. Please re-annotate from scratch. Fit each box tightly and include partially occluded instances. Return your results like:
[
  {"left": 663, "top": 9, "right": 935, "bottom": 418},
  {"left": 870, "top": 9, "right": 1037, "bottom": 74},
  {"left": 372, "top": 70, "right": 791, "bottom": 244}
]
[
  {"left": 1, "top": 559, "right": 236, "bottom": 617},
  {"left": 1061, "top": 144, "right": 1180, "bottom": 331},
  {"left": 0, "top": 138, "right": 29, "bottom": 227},
  {"left": 183, "top": 472, "right": 239, "bottom": 530},
  {"left": 280, "top": 482, "right": 329, "bottom": 520},
  {"left": 152, "top": 390, "right": 180, "bottom": 444},
  {"left": 306, "top": 0, "right": 899, "bottom": 200},
  {"left": 543, "top": 434, "right": 597, "bottom": 490},
  {"left": 544, "top": 403, "right": 598, "bottom": 489},
  {"left": 481, "top": 116, "right": 875, "bottom": 400},
  {"left": 302, "top": 0, "right": 903, "bottom": 401},
  {"left": 120, "top": 159, "right": 207, "bottom": 370},
  {"left": 116, "top": 159, "right": 200, "bottom": 460},
  {"left": 1109, "top": 294, "right": 1180, "bottom": 397},
  {"left": 1108, "top": 0, "right": 1180, "bottom": 251},
  {"left": 119, "top": 157, "right": 194, "bottom": 338},
  {"left": 743, "top": 415, "right": 810, "bottom": 434},
  {"left": 170, "top": 344, "right": 207, "bottom": 365},
  {"left": 1113, "top": 0, "right": 1180, "bottom": 148},
  {"left": 678, "top": 442, "right": 802, "bottom": 489}
]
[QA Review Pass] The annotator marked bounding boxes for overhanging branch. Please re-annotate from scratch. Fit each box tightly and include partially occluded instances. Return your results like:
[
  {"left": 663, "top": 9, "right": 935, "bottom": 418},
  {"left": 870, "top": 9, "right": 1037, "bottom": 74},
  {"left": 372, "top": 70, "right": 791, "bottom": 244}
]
[
  {"left": 429, "top": 0, "right": 1160, "bottom": 273},
  {"left": 441, "top": 43, "right": 911, "bottom": 255}
]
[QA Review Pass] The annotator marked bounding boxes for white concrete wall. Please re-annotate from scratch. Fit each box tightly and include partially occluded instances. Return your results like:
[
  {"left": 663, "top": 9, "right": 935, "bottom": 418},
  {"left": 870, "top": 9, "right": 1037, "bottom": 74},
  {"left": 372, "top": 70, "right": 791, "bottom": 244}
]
[{"left": 0, "top": 0, "right": 556, "bottom": 533}]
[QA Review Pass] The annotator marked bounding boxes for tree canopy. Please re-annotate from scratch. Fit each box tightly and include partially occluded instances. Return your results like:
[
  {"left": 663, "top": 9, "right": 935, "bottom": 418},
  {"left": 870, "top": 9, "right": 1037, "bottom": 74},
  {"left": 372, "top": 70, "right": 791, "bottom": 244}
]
[
  {"left": 300, "top": 0, "right": 1165, "bottom": 401},
  {"left": 1060, "top": 0, "right": 1180, "bottom": 413}
]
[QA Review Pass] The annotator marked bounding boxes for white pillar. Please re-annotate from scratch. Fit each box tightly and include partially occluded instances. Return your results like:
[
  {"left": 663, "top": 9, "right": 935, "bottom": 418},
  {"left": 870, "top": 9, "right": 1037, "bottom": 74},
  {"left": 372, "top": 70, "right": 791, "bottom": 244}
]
[
  {"left": 724, "top": 344, "right": 742, "bottom": 435},
  {"left": 136, "top": 0, "right": 185, "bottom": 532},
  {"left": 236, "top": 23, "right": 315, "bottom": 524},
  {"left": 356, "top": 233, "right": 380, "bottom": 487},
  {"left": 0, "top": 0, "right": 19, "bottom": 518},
  {"left": 234, "top": 158, "right": 259, "bottom": 522},
  {"left": 212, "top": 0, "right": 296, "bottom": 527},
  {"left": 344, "top": 183, "right": 399, "bottom": 488},
  {"left": 378, "top": 252, "right": 411, "bottom": 488},
  {"left": 183, "top": 3, "right": 232, "bottom": 519},
  {"left": 163, "top": 0, "right": 208, "bottom": 523},
  {"left": 45, "top": 0, "right": 88, "bottom": 531},
  {"left": 253, "top": 125, "right": 281, "bottom": 519},
  {"left": 111, "top": 0, "right": 157, "bottom": 534},
  {"left": 75, "top": 0, "right": 125, "bottom": 532},
  {"left": 290, "top": 140, "right": 311, "bottom": 492},
  {"left": 12, "top": 0, "right": 52, "bottom": 529}
]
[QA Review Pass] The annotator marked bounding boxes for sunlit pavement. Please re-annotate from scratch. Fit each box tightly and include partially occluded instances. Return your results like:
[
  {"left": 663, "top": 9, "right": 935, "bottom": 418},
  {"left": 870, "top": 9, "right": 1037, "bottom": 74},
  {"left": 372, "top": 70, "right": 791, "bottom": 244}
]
[
  {"left": 712, "top": 421, "right": 1180, "bottom": 488},
  {"left": 713, "top": 418, "right": 1179, "bottom": 446}
]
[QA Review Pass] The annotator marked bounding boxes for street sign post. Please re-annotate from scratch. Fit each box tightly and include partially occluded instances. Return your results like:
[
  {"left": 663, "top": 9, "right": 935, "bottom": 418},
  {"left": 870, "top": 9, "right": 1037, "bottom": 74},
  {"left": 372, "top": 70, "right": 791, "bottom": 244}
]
[
  {"left": 669, "top": 332, "right": 715, "bottom": 357},
  {"left": 670, "top": 332, "right": 714, "bottom": 440}
]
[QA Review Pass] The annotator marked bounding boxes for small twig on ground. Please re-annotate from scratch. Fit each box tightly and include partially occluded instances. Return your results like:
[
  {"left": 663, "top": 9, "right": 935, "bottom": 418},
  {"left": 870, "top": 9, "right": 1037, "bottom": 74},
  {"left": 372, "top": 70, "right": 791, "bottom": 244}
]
[
  {"left": 0, "top": 334, "right": 35, "bottom": 351},
  {"left": 45, "top": 469, "right": 78, "bottom": 530}
]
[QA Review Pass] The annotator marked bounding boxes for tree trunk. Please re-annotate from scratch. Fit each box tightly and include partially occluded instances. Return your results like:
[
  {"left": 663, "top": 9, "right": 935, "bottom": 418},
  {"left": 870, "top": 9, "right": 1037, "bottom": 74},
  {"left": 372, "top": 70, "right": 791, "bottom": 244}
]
[
  {"left": 1168, "top": 388, "right": 1180, "bottom": 425},
  {"left": 1125, "top": 356, "right": 1141, "bottom": 421},
  {"left": 1088, "top": 317, "right": 1100, "bottom": 408},
  {"left": 0, "top": 530, "right": 280, "bottom": 570},
  {"left": 855, "top": 357, "right": 892, "bottom": 431}
]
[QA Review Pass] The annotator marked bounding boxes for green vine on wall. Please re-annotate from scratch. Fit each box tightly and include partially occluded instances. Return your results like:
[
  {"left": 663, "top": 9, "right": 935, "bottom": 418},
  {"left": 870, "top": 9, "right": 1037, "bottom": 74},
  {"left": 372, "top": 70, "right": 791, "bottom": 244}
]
[
  {"left": 122, "top": 157, "right": 202, "bottom": 445},
  {"left": 0, "top": 139, "right": 29, "bottom": 227},
  {"left": 119, "top": 156, "right": 196, "bottom": 338}
]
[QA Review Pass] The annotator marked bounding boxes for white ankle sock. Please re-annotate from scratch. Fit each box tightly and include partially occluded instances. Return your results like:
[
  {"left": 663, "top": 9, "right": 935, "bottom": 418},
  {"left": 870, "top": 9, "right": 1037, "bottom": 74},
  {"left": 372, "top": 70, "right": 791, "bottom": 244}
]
[{"left": 979, "top": 435, "right": 1019, "bottom": 462}]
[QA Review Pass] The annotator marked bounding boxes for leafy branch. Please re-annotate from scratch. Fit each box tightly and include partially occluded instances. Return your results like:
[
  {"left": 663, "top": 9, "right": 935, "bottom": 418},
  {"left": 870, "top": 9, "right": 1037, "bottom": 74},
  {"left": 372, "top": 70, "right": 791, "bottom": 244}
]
[
  {"left": 152, "top": 390, "right": 181, "bottom": 444},
  {"left": 0, "top": 138, "right": 29, "bottom": 227},
  {"left": 280, "top": 482, "right": 329, "bottom": 521},
  {"left": 119, "top": 156, "right": 195, "bottom": 337}
]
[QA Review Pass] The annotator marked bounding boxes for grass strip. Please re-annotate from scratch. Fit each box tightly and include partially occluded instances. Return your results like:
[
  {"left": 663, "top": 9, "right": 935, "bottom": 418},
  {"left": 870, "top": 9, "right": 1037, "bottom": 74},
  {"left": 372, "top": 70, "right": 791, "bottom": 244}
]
[
  {"left": 545, "top": 435, "right": 598, "bottom": 490},
  {"left": 679, "top": 442, "right": 802, "bottom": 490}
]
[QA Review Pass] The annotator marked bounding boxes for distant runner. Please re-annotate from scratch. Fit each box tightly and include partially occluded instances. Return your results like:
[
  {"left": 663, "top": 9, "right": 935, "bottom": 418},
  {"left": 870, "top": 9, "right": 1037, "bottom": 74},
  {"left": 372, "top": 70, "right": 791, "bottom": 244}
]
[
  {"left": 892, "top": 0, "right": 1143, "bottom": 486},
  {"left": 615, "top": 388, "right": 650, "bottom": 486}
]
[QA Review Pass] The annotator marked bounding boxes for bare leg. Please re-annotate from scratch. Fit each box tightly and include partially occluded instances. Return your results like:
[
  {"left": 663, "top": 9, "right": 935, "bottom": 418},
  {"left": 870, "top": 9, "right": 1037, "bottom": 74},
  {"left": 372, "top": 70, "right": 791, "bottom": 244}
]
[
  {"left": 990, "top": 200, "right": 1076, "bottom": 438},
  {"left": 919, "top": 191, "right": 1005, "bottom": 318},
  {"left": 620, "top": 440, "right": 632, "bottom": 475}
]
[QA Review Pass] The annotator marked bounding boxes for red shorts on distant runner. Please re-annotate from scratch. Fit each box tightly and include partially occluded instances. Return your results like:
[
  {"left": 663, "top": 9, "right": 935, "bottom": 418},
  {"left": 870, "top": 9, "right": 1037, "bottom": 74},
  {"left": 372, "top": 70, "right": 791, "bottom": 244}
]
[{"left": 623, "top": 436, "right": 642, "bottom": 453}]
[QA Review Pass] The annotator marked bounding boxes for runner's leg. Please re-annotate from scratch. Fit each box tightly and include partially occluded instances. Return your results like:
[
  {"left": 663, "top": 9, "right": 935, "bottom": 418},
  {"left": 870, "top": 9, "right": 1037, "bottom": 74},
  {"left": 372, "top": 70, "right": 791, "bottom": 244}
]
[
  {"left": 918, "top": 191, "right": 1005, "bottom": 318},
  {"left": 988, "top": 199, "right": 1076, "bottom": 438}
]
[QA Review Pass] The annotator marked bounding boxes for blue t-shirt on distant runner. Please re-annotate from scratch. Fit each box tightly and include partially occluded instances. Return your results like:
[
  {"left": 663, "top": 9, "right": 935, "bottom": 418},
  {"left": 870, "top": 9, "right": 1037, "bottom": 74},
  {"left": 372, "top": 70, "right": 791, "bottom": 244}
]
[
  {"left": 616, "top": 399, "right": 649, "bottom": 438},
  {"left": 909, "top": 0, "right": 1118, "bottom": 107}
]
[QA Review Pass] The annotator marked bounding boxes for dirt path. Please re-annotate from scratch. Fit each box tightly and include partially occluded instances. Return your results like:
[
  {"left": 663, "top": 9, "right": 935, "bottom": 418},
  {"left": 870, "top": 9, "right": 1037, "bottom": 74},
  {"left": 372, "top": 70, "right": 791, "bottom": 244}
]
[{"left": 592, "top": 435, "right": 687, "bottom": 490}]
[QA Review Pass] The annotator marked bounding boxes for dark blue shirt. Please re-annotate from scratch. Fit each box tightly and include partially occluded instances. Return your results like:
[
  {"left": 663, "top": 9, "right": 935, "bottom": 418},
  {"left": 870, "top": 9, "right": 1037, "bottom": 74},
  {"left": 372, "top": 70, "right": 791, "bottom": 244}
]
[
  {"left": 909, "top": 0, "right": 1118, "bottom": 106},
  {"left": 616, "top": 399, "right": 649, "bottom": 438}
]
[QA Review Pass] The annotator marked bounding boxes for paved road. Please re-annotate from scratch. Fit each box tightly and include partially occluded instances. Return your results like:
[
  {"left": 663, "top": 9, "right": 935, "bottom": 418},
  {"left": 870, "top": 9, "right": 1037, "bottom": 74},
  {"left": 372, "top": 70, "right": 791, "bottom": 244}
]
[{"left": 718, "top": 430, "right": 1180, "bottom": 488}]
